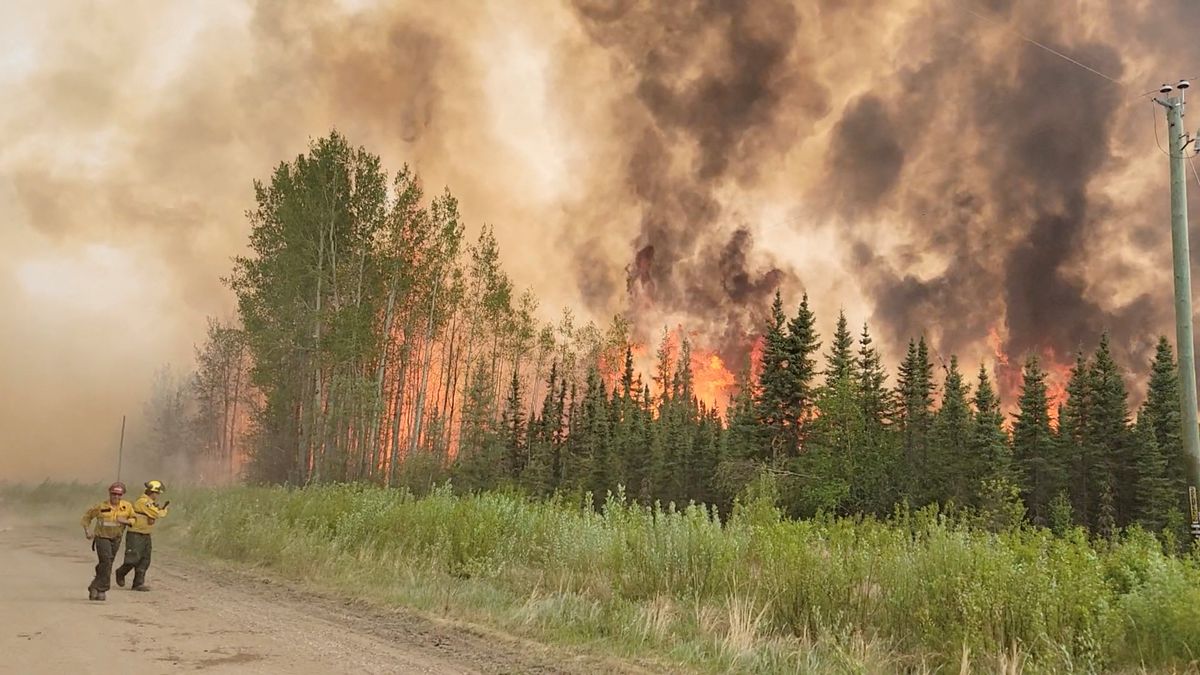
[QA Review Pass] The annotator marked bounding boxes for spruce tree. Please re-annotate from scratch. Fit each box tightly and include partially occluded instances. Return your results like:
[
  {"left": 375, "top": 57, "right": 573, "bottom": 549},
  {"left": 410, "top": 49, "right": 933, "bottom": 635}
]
[
  {"left": 726, "top": 367, "right": 764, "bottom": 460},
  {"left": 857, "top": 322, "right": 891, "bottom": 431},
  {"left": 969, "top": 365, "right": 1021, "bottom": 525},
  {"left": 1058, "top": 351, "right": 1095, "bottom": 527},
  {"left": 621, "top": 343, "right": 636, "bottom": 399},
  {"left": 824, "top": 310, "right": 856, "bottom": 388},
  {"left": 971, "top": 364, "right": 1012, "bottom": 485},
  {"left": 522, "top": 434, "right": 555, "bottom": 497},
  {"left": 609, "top": 344, "right": 638, "bottom": 490},
  {"left": 1130, "top": 419, "right": 1173, "bottom": 532},
  {"left": 784, "top": 294, "right": 821, "bottom": 447},
  {"left": 1140, "top": 337, "right": 1190, "bottom": 514},
  {"left": 651, "top": 329, "right": 674, "bottom": 409},
  {"left": 691, "top": 408, "right": 722, "bottom": 506},
  {"left": 896, "top": 337, "right": 934, "bottom": 500},
  {"left": 807, "top": 352, "right": 865, "bottom": 515},
  {"left": 1087, "top": 334, "right": 1133, "bottom": 525},
  {"left": 452, "top": 373, "right": 501, "bottom": 492},
  {"left": 456, "top": 364, "right": 498, "bottom": 490},
  {"left": 584, "top": 368, "right": 614, "bottom": 505},
  {"left": 648, "top": 413, "right": 671, "bottom": 505},
  {"left": 571, "top": 365, "right": 606, "bottom": 456},
  {"left": 624, "top": 391, "right": 653, "bottom": 502},
  {"left": 757, "top": 291, "right": 790, "bottom": 458},
  {"left": 521, "top": 363, "right": 561, "bottom": 496},
  {"left": 932, "top": 356, "right": 971, "bottom": 507},
  {"left": 535, "top": 363, "right": 568, "bottom": 490},
  {"left": 678, "top": 337, "right": 695, "bottom": 403},
  {"left": 501, "top": 368, "right": 526, "bottom": 479},
  {"left": 662, "top": 347, "right": 698, "bottom": 505},
  {"left": 1012, "top": 355, "right": 1063, "bottom": 526},
  {"left": 636, "top": 383, "right": 655, "bottom": 502},
  {"left": 855, "top": 323, "right": 899, "bottom": 514}
]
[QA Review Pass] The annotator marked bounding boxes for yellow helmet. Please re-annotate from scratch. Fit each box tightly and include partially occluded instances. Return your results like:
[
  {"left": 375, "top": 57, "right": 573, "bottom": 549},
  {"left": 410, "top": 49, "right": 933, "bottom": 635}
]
[{"left": 144, "top": 480, "right": 165, "bottom": 493}]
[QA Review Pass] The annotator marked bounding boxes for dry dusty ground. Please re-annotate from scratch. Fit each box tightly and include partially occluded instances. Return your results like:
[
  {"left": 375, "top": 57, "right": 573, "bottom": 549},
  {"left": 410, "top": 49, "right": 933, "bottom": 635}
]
[{"left": 0, "top": 514, "right": 654, "bottom": 675}]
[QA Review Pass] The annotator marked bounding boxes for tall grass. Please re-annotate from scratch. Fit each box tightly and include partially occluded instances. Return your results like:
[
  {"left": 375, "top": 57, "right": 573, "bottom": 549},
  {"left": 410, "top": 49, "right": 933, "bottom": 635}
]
[
  {"left": 5, "top": 480, "right": 1198, "bottom": 671},
  {"left": 139, "top": 482, "right": 1199, "bottom": 673}
]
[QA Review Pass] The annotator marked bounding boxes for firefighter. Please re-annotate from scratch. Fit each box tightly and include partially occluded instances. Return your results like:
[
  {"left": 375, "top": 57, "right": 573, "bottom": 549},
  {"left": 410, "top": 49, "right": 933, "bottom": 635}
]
[
  {"left": 116, "top": 480, "right": 169, "bottom": 591},
  {"left": 81, "top": 482, "right": 135, "bottom": 601}
]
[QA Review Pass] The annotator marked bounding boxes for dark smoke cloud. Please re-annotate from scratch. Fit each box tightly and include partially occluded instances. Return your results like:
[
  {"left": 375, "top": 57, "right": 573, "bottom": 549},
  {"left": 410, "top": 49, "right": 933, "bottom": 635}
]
[
  {"left": 568, "top": 0, "right": 827, "bottom": 358},
  {"left": 805, "top": 0, "right": 1200, "bottom": 400},
  {"left": 822, "top": 95, "right": 905, "bottom": 218},
  {"left": 975, "top": 36, "right": 1127, "bottom": 384},
  {"left": 563, "top": 0, "right": 1200, "bottom": 403}
]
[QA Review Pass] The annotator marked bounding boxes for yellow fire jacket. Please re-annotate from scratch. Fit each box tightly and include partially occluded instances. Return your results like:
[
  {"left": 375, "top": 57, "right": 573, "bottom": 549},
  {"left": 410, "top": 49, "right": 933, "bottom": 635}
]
[
  {"left": 81, "top": 500, "right": 135, "bottom": 540},
  {"left": 128, "top": 494, "right": 168, "bottom": 535}
]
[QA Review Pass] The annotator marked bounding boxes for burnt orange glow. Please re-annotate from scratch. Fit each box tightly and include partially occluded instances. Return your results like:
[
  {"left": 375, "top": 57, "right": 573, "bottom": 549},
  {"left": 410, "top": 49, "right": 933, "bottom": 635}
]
[
  {"left": 988, "top": 324, "right": 1070, "bottom": 428},
  {"left": 692, "top": 351, "right": 737, "bottom": 412}
]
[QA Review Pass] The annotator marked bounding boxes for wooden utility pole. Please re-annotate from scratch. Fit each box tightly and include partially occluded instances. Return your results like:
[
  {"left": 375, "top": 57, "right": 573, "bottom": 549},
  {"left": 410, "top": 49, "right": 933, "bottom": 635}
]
[{"left": 1155, "top": 79, "right": 1200, "bottom": 541}]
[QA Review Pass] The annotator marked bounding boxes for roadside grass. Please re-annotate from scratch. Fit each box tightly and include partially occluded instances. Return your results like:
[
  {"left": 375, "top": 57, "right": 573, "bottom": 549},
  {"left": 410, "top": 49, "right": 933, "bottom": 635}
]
[{"left": 6, "top": 480, "right": 1200, "bottom": 673}]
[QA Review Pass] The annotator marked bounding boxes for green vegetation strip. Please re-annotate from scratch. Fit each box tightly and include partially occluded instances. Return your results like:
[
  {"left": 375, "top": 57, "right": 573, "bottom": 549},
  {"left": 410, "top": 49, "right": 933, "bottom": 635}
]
[{"left": 7, "top": 481, "right": 1200, "bottom": 673}]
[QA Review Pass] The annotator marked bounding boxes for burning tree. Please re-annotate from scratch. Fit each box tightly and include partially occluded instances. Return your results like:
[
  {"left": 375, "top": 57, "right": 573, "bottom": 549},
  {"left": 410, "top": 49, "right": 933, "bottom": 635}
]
[{"left": 209, "top": 130, "right": 1192, "bottom": 543}]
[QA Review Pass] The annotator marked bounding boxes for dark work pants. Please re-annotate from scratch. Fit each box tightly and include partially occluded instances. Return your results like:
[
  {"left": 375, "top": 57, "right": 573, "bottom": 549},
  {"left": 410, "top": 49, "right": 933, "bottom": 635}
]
[
  {"left": 117, "top": 532, "right": 153, "bottom": 588},
  {"left": 89, "top": 536, "right": 121, "bottom": 592}
]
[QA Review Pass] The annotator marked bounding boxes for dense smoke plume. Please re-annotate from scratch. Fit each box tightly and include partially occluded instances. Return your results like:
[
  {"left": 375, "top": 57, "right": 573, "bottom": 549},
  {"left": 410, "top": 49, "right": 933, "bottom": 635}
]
[
  {"left": 2, "top": 0, "right": 1199, "bottom": 479},
  {"left": 566, "top": 0, "right": 826, "bottom": 367},
  {"left": 564, "top": 0, "right": 1200, "bottom": 395}
]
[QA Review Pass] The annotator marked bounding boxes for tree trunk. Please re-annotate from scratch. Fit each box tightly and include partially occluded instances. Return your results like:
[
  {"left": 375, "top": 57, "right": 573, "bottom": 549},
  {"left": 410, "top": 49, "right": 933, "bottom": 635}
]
[
  {"left": 306, "top": 217, "right": 327, "bottom": 486},
  {"left": 228, "top": 342, "right": 243, "bottom": 482},
  {"left": 374, "top": 267, "right": 402, "bottom": 478},
  {"left": 408, "top": 274, "right": 442, "bottom": 456},
  {"left": 388, "top": 347, "right": 410, "bottom": 487}
]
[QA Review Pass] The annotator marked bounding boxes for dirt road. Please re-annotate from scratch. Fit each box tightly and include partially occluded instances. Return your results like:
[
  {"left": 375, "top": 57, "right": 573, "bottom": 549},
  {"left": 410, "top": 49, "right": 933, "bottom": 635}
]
[{"left": 0, "top": 519, "right": 635, "bottom": 675}]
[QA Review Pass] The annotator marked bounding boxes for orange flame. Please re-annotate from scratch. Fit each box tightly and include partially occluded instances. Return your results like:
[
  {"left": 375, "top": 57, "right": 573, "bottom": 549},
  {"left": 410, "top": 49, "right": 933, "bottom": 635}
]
[
  {"left": 626, "top": 326, "right": 746, "bottom": 415},
  {"left": 987, "top": 326, "right": 1009, "bottom": 369},
  {"left": 692, "top": 351, "right": 737, "bottom": 412},
  {"left": 988, "top": 324, "right": 1071, "bottom": 428},
  {"left": 1043, "top": 347, "right": 1071, "bottom": 425},
  {"left": 749, "top": 335, "right": 765, "bottom": 382}
]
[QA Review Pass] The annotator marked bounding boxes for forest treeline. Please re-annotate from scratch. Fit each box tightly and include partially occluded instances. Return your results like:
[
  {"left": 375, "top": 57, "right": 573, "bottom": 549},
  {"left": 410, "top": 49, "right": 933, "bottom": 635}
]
[{"left": 154, "top": 131, "right": 1197, "bottom": 542}]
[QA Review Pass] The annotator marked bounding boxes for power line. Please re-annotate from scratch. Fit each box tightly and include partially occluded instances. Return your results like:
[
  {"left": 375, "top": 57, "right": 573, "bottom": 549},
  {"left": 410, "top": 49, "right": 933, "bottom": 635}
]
[
  {"left": 954, "top": 0, "right": 1198, "bottom": 106},
  {"left": 952, "top": 0, "right": 1125, "bottom": 88},
  {"left": 1152, "top": 100, "right": 1175, "bottom": 158}
]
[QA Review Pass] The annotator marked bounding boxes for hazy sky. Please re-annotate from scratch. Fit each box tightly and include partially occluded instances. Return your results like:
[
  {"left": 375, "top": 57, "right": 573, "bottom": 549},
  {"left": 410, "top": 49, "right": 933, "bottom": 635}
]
[{"left": 3, "top": 0, "right": 1198, "bottom": 480}]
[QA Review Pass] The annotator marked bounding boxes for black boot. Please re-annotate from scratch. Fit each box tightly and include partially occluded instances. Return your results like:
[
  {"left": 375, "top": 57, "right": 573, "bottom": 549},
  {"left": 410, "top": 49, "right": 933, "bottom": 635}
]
[
  {"left": 115, "top": 567, "right": 127, "bottom": 588},
  {"left": 132, "top": 585, "right": 150, "bottom": 592}
]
